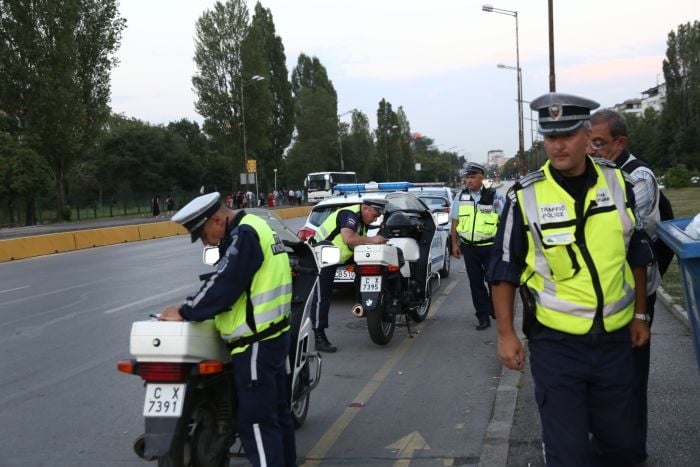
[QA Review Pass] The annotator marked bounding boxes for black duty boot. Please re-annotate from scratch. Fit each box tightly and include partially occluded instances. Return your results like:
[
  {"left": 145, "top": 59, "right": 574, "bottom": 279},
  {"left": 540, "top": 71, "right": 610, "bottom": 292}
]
[
  {"left": 476, "top": 318, "right": 491, "bottom": 331},
  {"left": 314, "top": 328, "right": 337, "bottom": 353}
]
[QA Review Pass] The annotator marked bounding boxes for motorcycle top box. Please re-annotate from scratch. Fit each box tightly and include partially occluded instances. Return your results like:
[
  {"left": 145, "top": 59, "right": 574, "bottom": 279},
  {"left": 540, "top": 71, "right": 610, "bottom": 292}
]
[
  {"left": 354, "top": 244, "right": 399, "bottom": 267},
  {"left": 130, "top": 320, "right": 229, "bottom": 363}
]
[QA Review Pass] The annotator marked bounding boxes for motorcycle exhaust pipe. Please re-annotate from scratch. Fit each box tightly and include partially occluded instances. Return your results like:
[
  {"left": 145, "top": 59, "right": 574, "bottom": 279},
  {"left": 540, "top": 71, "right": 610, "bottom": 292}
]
[
  {"left": 133, "top": 434, "right": 157, "bottom": 461},
  {"left": 351, "top": 303, "right": 365, "bottom": 318}
]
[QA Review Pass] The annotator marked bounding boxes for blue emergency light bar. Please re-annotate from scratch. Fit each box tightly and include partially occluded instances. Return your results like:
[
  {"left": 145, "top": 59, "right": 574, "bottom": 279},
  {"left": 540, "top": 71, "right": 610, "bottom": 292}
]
[{"left": 335, "top": 181, "right": 413, "bottom": 193}]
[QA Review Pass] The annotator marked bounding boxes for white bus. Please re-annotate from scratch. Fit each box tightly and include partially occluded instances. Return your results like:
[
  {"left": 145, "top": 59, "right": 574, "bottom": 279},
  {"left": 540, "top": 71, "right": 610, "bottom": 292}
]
[{"left": 304, "top": 171, "right": 357, "bottom": 204}]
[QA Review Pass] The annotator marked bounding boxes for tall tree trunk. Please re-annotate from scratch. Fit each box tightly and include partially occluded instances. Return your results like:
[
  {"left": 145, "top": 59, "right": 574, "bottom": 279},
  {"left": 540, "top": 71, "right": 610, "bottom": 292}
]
[{"left": 24, "top": 196, "right": 37, "bottom": 226}]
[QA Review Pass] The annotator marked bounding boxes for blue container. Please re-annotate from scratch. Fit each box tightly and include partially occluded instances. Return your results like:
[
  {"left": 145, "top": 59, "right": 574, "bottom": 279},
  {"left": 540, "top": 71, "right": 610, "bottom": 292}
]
[{"left": 657, "top": 217, "right": 700, "bottom": 369}]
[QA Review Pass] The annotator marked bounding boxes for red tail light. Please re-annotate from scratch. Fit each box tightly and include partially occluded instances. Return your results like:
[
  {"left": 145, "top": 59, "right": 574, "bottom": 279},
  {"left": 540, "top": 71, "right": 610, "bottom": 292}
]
[
  {"left": 358, "top": 264, "right": 383, "bottom": 275},
  {"left": 297, "top": 227, "right": 315, "bottom": 241},
  {"left": 135, "top": 362, "right": 190, "bottom": 382}
]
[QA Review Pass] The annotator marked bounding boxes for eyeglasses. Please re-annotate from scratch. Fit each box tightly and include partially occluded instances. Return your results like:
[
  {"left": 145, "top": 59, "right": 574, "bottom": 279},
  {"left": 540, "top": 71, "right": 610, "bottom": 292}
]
[{"left": 588, "top": 137, "right": 618, "bottom": 151}]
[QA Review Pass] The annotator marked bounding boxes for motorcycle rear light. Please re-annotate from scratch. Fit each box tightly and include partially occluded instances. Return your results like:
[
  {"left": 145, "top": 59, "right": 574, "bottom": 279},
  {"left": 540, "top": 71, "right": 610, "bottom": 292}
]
[
  {"left": 387, "top": 265, "right": 401, "bottom": 272},
  {"left": 358, "top": 265, "right": 383, "bottom": 275},
  {"left": 198, "top": 360, "right": 225, "bottom": 375},
  {"left": 117, "top": 359, "right": 135, "bottom": 375},
  {"left": 135, "top": 362, "right": 189, "bottom": 382}
]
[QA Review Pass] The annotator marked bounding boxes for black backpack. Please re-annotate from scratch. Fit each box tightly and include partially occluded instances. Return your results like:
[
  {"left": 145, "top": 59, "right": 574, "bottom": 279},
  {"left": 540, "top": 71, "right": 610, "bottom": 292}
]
[{"left": 620, "top": 156, "right": 675, "bottom": 276}]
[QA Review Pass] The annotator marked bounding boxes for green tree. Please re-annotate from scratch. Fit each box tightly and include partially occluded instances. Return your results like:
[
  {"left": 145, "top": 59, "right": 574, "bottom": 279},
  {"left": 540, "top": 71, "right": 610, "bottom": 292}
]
[
  {"left": 0, "top": 0, "right": 125, "bottom": 222},
  {"left": 244, "top": 2, "right": 294, "bottom": 192},
  {"left": 286, "top": 54, "right": 339, "bottom": 187},
  {"left": 192, "top": 0, "right": 250, "bottom": 192},
  {"left": 396, "top": 106, "right": 414, "bottom": 181},
  {"left": 376, "top": 99, "right": 399, "bottom": 182},
  {"left": 662, "top": 20, "right": 700, "bottom": 170},
  {"left": 342, "top": 110, "right": 376, "bottom": 182}
]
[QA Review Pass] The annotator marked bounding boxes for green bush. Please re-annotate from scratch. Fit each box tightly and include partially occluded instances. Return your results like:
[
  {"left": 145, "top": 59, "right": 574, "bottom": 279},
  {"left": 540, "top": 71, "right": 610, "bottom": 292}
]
[{"left": 664, "top": 165, "right": 692, "bottom": 188}]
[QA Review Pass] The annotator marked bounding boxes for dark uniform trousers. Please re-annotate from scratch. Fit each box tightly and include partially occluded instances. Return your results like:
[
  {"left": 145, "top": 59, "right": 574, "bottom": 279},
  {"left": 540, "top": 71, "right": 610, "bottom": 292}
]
[
  {"left": 311, "top": 264, "right": 338, "bottom": 330},
  {"left": 232, "top": 331, "right": 297, "bottom": 467},
  {"left": 633, "top": 291, "right": 656, "bottom": 463},
  {"left": 458, "top": 242, "right": 494, "bottom": 320},
  {"left": 529, "top": 325, "right": 639, "bottom": 467}
]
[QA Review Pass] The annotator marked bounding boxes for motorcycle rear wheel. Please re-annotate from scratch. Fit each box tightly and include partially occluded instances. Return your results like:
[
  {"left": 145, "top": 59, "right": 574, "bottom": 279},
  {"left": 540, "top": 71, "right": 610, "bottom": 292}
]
[
  {"left": 366, "top": 292, "right": 395, "bottom": 345},
  {"left": 158, "top": 399, "right": 229, "bottom": 467},
  {"left": 291, "top": 363, "right": 310, "bottom": 428}
]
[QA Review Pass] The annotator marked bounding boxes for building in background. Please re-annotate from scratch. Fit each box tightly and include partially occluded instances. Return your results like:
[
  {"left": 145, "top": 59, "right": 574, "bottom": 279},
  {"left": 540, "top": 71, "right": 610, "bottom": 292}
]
[
  {"left": 486, "top": 150, "right": 506, "bottom": 168},
  {"left": 641, "top": 83, "right": 666, "bottom": 113}
]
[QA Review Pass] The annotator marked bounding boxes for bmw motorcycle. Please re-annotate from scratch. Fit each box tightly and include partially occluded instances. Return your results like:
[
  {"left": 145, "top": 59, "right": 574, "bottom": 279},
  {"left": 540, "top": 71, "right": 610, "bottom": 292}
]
[
  {"left": 351, "top": 195, "right": 448, "bottom": 345},
  {"left": 117, "top": 239, "right": 339, "bottom": 466}
]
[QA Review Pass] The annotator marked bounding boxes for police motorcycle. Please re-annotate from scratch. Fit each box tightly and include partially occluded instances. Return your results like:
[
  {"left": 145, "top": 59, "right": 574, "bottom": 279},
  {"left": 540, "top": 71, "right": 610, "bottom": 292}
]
[
  {"left": 117, "top": 210, "right": 340, "bottom": 466},
  {"left": 350, "top": 192, "right": 451, "bottom": 345}
]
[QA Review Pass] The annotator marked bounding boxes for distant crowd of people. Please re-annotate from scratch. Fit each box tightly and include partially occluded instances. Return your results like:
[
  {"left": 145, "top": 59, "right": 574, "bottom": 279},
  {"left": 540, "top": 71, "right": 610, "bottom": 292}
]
[{"left": 225, "top": 188, "right": 304, "bottom": 209}]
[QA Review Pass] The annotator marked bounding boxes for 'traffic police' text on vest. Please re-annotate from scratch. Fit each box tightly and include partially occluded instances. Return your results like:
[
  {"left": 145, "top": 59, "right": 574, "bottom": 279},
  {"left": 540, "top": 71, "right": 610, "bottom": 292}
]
[
  {"left": 215, "top": 214, "right": 292, "bottom": 354},
  {"left": 516, "top": 159, "right": 636, "bottom": 335},
  {"left": 312, "top": 205, "right": 366, "bottom": 263},
  {"left": 456, "top": 187, "right": 499, "bottom": 246}
]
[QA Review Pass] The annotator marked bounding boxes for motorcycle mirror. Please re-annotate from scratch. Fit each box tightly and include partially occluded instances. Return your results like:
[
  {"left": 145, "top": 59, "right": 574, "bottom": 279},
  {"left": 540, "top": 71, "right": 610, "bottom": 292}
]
[
  {"left": 319, "top": 245, "right": 341, "bottom": 266},
  {"left": 202, "top": 246, "right": 220, "bottom": 265},
  {"left": 435, "top": 212, "right": 450, "bottom": 226}
]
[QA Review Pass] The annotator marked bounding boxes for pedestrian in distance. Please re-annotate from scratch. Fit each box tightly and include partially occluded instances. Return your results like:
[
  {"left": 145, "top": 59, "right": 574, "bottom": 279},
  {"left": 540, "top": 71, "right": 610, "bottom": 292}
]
[
  {"left": 165, "top": 195, "right": 175, "bottom": 217},
  {"left": 487, "top": 92, "right": 653, "bottom": 466},
  {"left": 588, "top": 108, "right": 661, "bottom": 465},
  {"left": 151, "top": 195, "right": 160, "bottom": 217},
  {"left": 450, "top": 162, "right": 504, "bottom": 330},
  {"left": 159, "top": 192, "right": 297, "bottom": 466},
  {"left": 309, "top": 199, "right": 388, "bottom": 352}
]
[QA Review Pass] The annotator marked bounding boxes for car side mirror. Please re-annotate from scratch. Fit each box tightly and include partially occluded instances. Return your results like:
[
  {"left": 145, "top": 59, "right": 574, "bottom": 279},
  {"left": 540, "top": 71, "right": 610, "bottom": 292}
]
[
  {"left": 435, "top": 212, "right": 450, "bottom": 226},
  {"left": 318, "top": 245, "right": 341, "bottom": 267}
]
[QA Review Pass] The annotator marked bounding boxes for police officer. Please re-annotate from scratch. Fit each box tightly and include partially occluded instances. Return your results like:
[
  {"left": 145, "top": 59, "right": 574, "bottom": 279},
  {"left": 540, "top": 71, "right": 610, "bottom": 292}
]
[
  {"left": 450, "top": 162, "right": 504, "bottom": 330},
  {"left": 310, "top": 199, "right": 388, "bottom": 352},
  {"left": 159, "top": 192, "right": 296, "bottom": 467},
  {"left": 487, "top": 93, "right": 653, "bottom": 466}
]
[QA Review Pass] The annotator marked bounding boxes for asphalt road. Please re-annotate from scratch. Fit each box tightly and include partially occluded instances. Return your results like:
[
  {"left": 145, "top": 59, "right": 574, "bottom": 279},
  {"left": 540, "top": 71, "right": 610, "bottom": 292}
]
[{"left": 0, "top": 217, "right": 505, "bottom": 466}]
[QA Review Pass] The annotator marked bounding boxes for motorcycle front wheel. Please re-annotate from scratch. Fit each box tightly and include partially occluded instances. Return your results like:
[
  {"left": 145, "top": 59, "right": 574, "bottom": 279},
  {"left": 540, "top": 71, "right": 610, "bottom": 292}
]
[
  {"left": 291, "top": 363, "right": 310, "bottom": 428},
  {"left": 366, "top": 291, "right": 395, "bottom": 345},
  {"left": 409, "top": 275, "right": 433, "bottom": 322}
]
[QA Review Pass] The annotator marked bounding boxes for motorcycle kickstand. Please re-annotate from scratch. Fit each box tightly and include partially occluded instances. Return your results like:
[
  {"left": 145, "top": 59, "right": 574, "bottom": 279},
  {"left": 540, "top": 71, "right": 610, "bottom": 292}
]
[{"left": 404, "top": 313, "right": 415, "bottom": 338}]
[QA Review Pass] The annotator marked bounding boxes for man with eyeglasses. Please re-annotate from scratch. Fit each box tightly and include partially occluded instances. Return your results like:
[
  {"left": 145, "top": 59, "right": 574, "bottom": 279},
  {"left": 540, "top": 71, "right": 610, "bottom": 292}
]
[
  {"left": 588, "top": 109, "right": 661, "bottom": 466},
  {"left": 487, "top": 92, "right": 654, "bottom": 466}
]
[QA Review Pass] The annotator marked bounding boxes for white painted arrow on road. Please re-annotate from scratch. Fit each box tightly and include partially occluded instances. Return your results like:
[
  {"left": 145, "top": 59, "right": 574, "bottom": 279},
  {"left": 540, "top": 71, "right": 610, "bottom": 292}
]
[{"left": 386, "top": 431, "right": 431, "bottom": 466}]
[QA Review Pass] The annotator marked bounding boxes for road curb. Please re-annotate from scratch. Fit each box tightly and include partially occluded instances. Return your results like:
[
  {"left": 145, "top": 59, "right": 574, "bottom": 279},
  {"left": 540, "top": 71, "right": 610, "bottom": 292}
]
[{"left": 656, "top": 286, "right": 689, "bottom": 328}]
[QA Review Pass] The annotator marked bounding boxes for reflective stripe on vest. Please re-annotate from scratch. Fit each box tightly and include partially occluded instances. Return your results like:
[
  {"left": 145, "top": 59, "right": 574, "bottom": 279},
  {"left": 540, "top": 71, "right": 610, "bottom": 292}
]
[
  {"left": 312, "top": 205, "right": 365, "bottom": 263},
  {"left": 517, "top": 160, "right": 636, "bottom": 334},
  {"left": 455, "top": 189, "right": 499, "bottom": 245},
  {"left": 215, "top": 214, "right": 292, "bottom": 353}
]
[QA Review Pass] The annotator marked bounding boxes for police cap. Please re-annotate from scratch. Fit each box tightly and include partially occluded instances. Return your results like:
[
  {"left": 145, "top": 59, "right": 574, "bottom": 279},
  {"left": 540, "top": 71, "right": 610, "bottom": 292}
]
[
  {"left": 362, "top": 198, "right": 388, "bottom": 213},
  {"left": 530, "top": 92, "right": 600, "bottom": 136},
  {"left": 171, "top": 192, "right": 222, "bottom": 242},
  {"left": 464, "top": 162, "right": 486, "bottom": 176}
]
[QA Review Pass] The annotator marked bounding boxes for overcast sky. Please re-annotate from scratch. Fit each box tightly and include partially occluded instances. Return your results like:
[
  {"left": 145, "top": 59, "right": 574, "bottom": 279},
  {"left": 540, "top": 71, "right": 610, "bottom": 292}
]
[{"left": 111, "top": 0, "right": 699, "bottom": 164}]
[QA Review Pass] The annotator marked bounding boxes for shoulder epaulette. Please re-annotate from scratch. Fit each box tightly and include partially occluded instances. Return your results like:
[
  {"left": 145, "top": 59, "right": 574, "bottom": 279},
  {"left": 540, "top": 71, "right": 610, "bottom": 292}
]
[
  {"left": 592, "top": 157, "right": 617, "bottom": 169},
  {"left": 515, "top": 170, "right": 545, "bottom": 189}
]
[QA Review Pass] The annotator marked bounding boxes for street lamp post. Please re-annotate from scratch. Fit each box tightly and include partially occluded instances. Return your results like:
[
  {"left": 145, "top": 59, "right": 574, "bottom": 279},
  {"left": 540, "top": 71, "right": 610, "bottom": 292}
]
[
  {"left": 240, "top": 74, "right": 265, "bottom": 196},
  {"left": 273, "top": 168, "right": 277, "bottom": 193},
  {"left": 497, "top": 63, "right": 526, "bottom": 175},
  {"left": 484, "top": 5, "right": 526, "bottom": 176}
]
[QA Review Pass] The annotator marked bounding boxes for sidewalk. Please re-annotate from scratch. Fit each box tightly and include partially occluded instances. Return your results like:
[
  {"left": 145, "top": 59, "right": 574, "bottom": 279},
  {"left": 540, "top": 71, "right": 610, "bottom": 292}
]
[{"left": 482, "top": 289, "right": 700, "bottom": 466}]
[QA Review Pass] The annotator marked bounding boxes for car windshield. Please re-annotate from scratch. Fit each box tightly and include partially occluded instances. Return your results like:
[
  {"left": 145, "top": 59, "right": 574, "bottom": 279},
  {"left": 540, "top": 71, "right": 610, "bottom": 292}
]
[
  {"left": 384, "top": 192, "right": 429, "bottom": 213},
  {"left": 308, "top": 205, "right": 350, "bottom": 228},
  {"left": 416, "top": 196, "right": 449, "bottom": 210}
]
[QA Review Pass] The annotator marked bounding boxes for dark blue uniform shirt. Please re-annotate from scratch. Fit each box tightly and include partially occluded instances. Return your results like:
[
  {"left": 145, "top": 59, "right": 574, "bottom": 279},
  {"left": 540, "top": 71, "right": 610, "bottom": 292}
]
[{"left": 180, "top": 211, "right": 264, "bottom": 321}]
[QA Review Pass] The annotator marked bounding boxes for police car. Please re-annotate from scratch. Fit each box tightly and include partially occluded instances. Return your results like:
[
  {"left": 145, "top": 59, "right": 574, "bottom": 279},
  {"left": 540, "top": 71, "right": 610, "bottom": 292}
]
[
  {"left": 296, "top": 182, "right": 451, "bottom": 284},
  {"left": 407, "top": 185, "right": 454, "bottom": 215}
]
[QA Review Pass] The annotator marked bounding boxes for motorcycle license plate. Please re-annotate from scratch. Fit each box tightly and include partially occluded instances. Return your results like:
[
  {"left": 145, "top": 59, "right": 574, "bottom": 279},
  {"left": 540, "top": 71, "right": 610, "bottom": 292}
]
[
  {"left": 334, "top": 267, "right": 355, "bottom": 281},
  {"left": 143, "top": 383, "right": 185, "bottom": 417},
  {"left": 360, "top": 276, "right": 382, "bottom": 292}
]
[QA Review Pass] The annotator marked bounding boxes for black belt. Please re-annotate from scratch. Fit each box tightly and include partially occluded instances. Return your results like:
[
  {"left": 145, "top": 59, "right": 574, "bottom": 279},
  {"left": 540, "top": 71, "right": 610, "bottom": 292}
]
[{"left": 226, "top": 315, "right": 290, "bottom": 352}]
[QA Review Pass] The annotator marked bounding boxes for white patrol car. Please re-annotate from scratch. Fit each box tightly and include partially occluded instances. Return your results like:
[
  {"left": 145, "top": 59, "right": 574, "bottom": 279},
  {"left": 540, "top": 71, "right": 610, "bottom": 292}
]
[{"left": 297, "top": 182, "right": 451, "bottom": 284}]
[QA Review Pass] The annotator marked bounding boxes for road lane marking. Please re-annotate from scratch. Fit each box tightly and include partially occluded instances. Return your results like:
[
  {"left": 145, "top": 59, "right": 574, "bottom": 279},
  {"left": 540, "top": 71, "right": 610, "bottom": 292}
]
[
  {"left": 0, "top": 285, "right": 30, "bottom": 294},
  {"left": 303, "top": 279, "right": 458, "bottom": 465},
  {"left": 103, "top": 284, "right": 194, "bottom": 314}
]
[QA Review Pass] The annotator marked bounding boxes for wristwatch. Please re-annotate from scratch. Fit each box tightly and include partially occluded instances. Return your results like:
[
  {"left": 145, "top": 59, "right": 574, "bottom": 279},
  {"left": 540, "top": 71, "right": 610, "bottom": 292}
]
[{"left": 634, "top": 313, "right": 649, "bottom": 322}]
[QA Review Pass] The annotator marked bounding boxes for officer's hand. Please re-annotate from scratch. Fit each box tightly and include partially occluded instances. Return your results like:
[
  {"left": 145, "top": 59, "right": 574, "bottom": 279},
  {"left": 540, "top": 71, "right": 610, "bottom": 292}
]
[
  {"left": 452, "top": 243, "right": 461, "bottom": 258},
  {"left": 371, "top": 235, "right": 388, "bottom": 244},
  {"left": 159, "top": 305, "right": 184, "bottom": 321},
  {"left": 498, "top": 332, "right": 526, "bottom": 370},
  {"left": 630, "top": 319, "right": 650, "bottom": 347}
]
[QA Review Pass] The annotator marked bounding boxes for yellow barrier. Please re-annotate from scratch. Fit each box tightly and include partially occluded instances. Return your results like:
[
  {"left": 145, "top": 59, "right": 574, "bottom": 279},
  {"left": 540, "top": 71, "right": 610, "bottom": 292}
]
[
  {"left": 0, "top": 232, "right": 76, "bottom": 262},
  {"left": 0, "top": 207, "right": 309, "bottom": 262}
]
